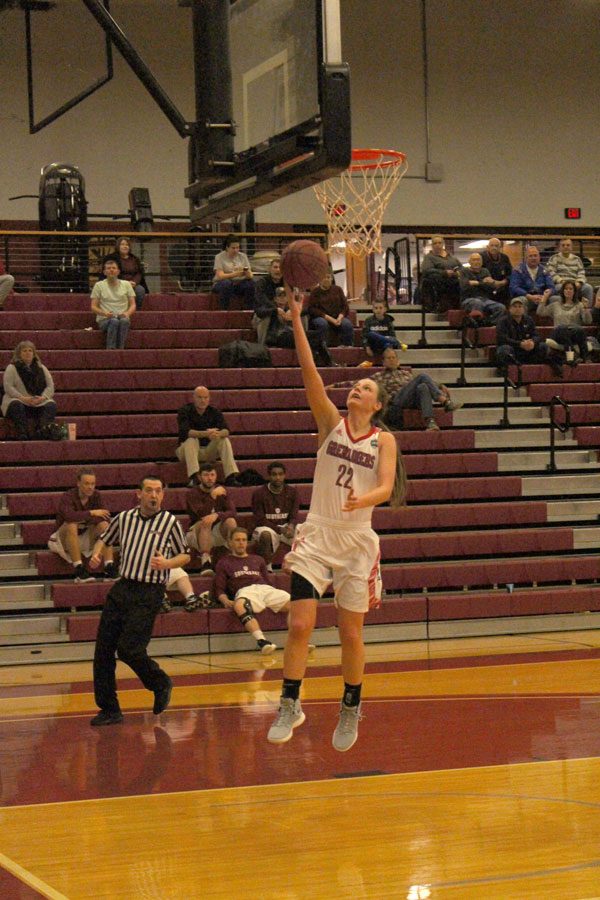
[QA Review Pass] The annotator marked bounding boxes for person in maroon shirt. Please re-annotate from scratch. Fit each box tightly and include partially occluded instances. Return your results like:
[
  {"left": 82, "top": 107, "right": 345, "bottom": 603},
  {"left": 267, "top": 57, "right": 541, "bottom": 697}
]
[
  {"left": 185, "top": 463, "right": 237, "bottom": 575},
  {"left": 251, "top": 461, "right": 299, "bottom": 571},
  {"left": 307, "top": 272, "right": 354, "bottom": 346},
  {"left": 47, "top": 467, "right": 117, "bottom": 582},
  {"left": 214, "top": 527, "right": 291, "bottom": 654}
]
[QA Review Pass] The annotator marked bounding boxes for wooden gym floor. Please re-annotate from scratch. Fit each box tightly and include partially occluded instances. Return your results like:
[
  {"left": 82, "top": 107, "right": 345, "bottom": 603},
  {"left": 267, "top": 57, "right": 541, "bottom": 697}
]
[{"left": 0, "top": 631, "right": 599, "bottom": 899}]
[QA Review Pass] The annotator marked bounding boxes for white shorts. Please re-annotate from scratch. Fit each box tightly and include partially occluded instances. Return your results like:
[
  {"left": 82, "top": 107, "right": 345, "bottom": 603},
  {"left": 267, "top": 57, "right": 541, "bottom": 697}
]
[
  {"left": 235, "top": 583, "right": 290, "bottom": 614},
  {"left": 186, "top": 520, "right": 229, "bottom": 552},
  {"left": 167, "top": 567, "right": 187, "bottom": 590},
  {"left": 252, "top": 525, "right": 295, "bottom": 554},
  {"left": 48, "top": 524, "right": 95, "bottom": 564},
  {"left": 284, "top": 519, "right": 382, "bottom": 613}
]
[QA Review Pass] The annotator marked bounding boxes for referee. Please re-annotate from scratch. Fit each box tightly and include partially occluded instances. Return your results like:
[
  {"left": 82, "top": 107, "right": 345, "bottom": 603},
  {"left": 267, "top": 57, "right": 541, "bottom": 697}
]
[{"left": 89, "top": 476, "right": 190, "bottom": 726}]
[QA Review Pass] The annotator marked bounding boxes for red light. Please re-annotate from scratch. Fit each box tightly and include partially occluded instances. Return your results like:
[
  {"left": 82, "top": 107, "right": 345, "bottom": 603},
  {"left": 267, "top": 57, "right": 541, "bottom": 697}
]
[{"left": 565, "top": 207, "right": 581, "bottom": 219}]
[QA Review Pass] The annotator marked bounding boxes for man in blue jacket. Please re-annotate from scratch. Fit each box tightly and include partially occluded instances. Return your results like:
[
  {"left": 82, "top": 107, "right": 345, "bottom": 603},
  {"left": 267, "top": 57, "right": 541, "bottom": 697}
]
[{"left": 509, "top": 246, "right": 554, "bottom": 315}]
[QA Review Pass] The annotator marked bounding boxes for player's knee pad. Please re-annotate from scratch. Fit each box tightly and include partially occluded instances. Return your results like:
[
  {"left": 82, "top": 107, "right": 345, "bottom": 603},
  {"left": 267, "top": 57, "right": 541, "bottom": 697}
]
[{"left": 236, "top": 597, "right": 255, "bottom": 626}]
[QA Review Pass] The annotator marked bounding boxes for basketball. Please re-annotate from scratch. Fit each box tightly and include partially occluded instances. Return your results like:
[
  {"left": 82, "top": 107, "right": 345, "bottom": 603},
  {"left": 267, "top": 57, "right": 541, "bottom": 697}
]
[{"left": 281, "top": 240, "right": 330, "bottom": 290}]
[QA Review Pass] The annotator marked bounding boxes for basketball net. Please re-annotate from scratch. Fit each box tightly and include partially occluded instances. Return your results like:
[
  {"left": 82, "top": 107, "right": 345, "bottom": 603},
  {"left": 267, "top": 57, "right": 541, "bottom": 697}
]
[{"left": 313, "top": 149, "right": 407, "bottom": 258}]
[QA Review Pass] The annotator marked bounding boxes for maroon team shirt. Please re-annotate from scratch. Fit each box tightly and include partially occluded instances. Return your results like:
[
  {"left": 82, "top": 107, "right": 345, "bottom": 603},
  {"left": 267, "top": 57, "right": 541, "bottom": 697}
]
[
  {"left": 186, "top": 486, "right": 237, "bottom": 525},
  {"left": 55, "top": 487, "right": 106, "bottom": 530},
  {"left": 251, "top": 484, "right": 299, "bottom": 530},
  {"left": 215, "top": 552, "right": 270, "bottom": 600}
]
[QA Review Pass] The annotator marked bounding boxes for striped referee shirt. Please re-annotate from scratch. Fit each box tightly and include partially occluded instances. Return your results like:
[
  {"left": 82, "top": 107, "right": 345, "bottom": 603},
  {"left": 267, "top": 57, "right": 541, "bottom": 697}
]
[{"left": 103, "top": 507, "right": 188, "bottom": 584}]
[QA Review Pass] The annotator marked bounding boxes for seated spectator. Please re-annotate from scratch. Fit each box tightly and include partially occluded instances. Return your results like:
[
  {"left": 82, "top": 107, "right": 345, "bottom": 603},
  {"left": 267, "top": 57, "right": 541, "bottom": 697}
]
[
  {"left": 253, "top": 257, "right": 284, "bottom": 344},
  {"left": 0, "top": 258, "right": 15, "bottom": 309},
  {"left": 328, "top": 347, "right": 462, "bottom": 432},
  {"left": 2, "top": 340, "right": 57, "bottom": 440},
  {"left": 419, "top": 234, "right": 461, "bottom": 314},
  {"left": 103, "top": 236, "right": 148, "bottom": 309},
  {"left": 536, "top": 280, "right": 591, "bottom": 363},
  {"left": 214, "top": 527, "right": 291, "bottom": 654},
  {"left": 509, "top": 246, "right": 554, "bottom": 315},
  {"left": 185, "top": 462, "right": 237, "bottom": 576},
  {"left": 307, "top": 272, "right": 354, "bottom": 346},
  {"left": 91, "top": 259, "right": 136, "bottom": 349},
  {"left": 546, "top": 238, "right": 594, "bottom": 303},
  {"left": 459, "top": 253, "right": 507, "bottom": 323},
  {"left": 251, "top": 461, "right": 299, "bottom": 571},
  {"left": 480, "top": 237, "right": 513, "bottom": 305},
  {"left": 495, "top": 297, "right": 561, "bottom": 376},
  {"left": 47, "top": 467, "right": 116, "bottom": 582},
  {"left": 176, "top": 385, "right": 241, "bottom": 487},
  {"left": 254, "top": 281, "right": 332, "bottom": 365},
  {"left": 212, "top": 233, "right": 255, "bottom": 310},
  {"left": 362, "top": 300, "right": 400, "bottom": 357}
]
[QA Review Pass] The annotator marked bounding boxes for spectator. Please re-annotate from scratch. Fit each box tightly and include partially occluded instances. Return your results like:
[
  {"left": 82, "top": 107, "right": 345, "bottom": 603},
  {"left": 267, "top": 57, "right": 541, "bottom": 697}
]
[
  {"left": 459, "top": 253, "right": 506, "bottom": 323},
  {"left": 251, "top": 461, "right": 299, "bottom": 571},
  {"left": 103, "top": 237, "right": 148, "bottom": 309},
  {"left": 546, "top": 238, "right": 594, "bottom": 303},
  {"left": 253, "top": 257, "right": 284, "bottom": 344},
  {"left": 185, "top": 462, "right": 237, "bottom": 576},
  {"left": 419, "top": 234, "right": 461, "bottom": 314},
  {"left": 537, "top": 280, "right": 591, "bottom": 363},
  {"left": 0, "top": 258, "right": 15, "bottom": 309},
  {"left": 212, "top": 234, "right": 255, "bottom": 310},
  {"left": 254, "top": 280, "right": 332, "bottom": 365},
  {"left": 509, "top": 246, "right": 554, "bottom": 315},
  {"left": 214, "top": 527, "right": 291, "bottom": 655},
  {"left": 328, "top": 347, "right": 462, "bottom": 432},
  {"left": 480, "top": 237, "right": 513, "bottom": 304},
  {"left": 91, "top": 259, "right": 136, "bottom": 350},
  {"left": 307, "top": 272, "right": 354, "bottom": 346},
  {"left": 47, "top": 467, "right": 117, "bottom": 583},
  {"left": 176, "top": 386, "right": 241, "bottom": 487},
  {"left": 495, "top": 297, "right": 561, "bottom": 376},
  {"left": 362, "top": 300, "right": 400, "bottom": 357},
  {"left": 2, "top": 340, "right": 57, "bottom": 440}
]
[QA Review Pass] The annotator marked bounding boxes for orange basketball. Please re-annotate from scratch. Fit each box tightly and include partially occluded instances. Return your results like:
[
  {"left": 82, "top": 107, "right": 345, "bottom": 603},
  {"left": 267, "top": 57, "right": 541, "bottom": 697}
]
[{"left": 281, "top": 240, "right": 329, "bottom": 290}]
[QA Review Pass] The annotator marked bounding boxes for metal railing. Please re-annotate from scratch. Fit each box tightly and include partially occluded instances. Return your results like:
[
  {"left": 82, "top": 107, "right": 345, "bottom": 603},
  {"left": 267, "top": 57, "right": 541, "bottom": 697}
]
[
  {"left": 547, "top": 396, "right": 571, "bottom": 473},
  {"left": 499, "top": 366, "right": 522, "bottom": 427},
  {"left": 0, "top": 230, "right": 327, "bottom": 294}
]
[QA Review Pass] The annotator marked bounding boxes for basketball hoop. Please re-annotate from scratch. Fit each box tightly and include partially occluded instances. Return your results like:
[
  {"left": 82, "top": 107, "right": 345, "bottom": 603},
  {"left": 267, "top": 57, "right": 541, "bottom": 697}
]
[{"left": 314, "top": 149, "right": 407, "bottom": 258}]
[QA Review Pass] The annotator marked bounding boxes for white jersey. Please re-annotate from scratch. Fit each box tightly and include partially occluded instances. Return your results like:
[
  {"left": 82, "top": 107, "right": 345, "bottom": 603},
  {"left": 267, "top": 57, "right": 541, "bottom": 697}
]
[{"left": 307, "top": 418, "right": 381, "bottom": 527}]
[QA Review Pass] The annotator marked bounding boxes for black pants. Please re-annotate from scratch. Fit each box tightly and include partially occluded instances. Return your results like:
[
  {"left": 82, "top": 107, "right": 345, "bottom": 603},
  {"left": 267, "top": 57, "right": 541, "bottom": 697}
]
[{"left": 93, "top": 578, "right": 169, "bottom": 713}]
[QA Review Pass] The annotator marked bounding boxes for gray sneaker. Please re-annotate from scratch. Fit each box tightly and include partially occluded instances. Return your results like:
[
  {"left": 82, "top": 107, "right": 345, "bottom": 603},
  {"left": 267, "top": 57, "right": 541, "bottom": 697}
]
[
  {"left": 332, "top": 702, "right": 362, "bottom": 752},
  {"left": 267, "top": 697, "right": 305, "bottom": 744}
]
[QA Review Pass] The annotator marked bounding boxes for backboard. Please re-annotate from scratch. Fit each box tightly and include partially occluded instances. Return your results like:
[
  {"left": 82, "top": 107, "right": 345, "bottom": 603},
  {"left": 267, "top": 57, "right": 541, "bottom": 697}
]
[{"left": 185, "top": 0, "right": 351, "bottom": 223}]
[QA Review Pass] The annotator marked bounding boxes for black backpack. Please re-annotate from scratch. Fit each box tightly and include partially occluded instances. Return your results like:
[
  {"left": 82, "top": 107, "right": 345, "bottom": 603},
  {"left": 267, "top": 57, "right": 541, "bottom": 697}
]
[{"left": 218, "top": 340, "right": 272, "bottom": 368}]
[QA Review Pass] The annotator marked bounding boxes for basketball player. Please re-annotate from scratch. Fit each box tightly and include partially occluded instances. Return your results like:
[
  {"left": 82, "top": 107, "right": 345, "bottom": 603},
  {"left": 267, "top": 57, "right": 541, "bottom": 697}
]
[{"left": 267, "top": 285, "right": 406, "bottom": 751}]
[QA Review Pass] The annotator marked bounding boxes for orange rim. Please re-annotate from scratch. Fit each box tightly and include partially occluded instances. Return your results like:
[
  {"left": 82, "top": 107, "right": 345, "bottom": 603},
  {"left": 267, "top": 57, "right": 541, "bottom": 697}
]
[{"left": 349, "top": 148, "right": 406, "bottom": 172}]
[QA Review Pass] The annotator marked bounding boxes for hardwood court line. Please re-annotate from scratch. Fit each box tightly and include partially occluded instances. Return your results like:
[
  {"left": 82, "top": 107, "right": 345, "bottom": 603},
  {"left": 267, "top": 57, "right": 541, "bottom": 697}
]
[
  {"left": 4, "top": 754, "right": 600, "bottom": 812},
  {"left": 1, "top": 655, "right": 599, "bottom": 719},
  {"left": 0, "top": 850, "right": 68, "bottom": 900}
]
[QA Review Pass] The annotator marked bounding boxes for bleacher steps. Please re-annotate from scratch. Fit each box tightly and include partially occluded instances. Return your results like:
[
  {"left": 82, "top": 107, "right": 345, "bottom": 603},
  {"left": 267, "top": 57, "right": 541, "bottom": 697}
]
[
  {"left": 454, "top": 406, "right": 549, "bottom": 426},
  {"left": 0, "top": 582, "right": 47, "bottom": 607},
  {"left": 573, "top": 527, "right": 600, "bottom": 549},
  {"left": 0, "top": 521, "right": 20, "bottom": 543},
  {"left": 475, "top": 429, "right": 576, "bottom": 449},
  {"left": 498, "top": 450, "right": 599, "bottom": 471},
  {"left": 547, "top": 499, "right": 600, "bottom": 521},
  {"left": 0, "top": 551, "right": 37, "bottom": 576},
  {"left": 429, "top": 611, "right": 600, "bottom": 639},
  {"left": 393, "top": 330, "right": 462, "bottom": 346},
  {"left": 0, "top": 614, "right": 64, "bottom": 645},
  {"left": 523, "top": 473, "right": 600, "bottom": 495}
]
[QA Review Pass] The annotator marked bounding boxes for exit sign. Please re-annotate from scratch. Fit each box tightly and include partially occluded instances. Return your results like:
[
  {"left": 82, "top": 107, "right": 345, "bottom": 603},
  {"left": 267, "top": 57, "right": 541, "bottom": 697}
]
[{"left": 565, "top": 207, "right": 581, "bottom": 219}]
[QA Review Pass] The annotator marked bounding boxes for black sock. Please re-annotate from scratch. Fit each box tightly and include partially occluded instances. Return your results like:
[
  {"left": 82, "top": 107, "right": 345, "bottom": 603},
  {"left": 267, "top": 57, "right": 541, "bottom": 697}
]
[
  {"left": 282, "top": 678, "right": 302, "bottom": 701},
  {"left": 342, "top": 682, "right": 362, "bottom": 707}
]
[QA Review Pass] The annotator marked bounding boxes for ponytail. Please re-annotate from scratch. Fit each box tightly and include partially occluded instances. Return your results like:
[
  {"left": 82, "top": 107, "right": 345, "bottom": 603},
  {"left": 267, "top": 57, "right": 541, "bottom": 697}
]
[{"left": 373, "top": 384, "right": 407, "bottom": 507}]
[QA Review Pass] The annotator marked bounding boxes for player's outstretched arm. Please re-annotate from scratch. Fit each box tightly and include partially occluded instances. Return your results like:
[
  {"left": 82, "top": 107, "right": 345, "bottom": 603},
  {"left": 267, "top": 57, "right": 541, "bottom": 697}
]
[{"left": 287, "top": 285, "right": 339, "bottom": 440}]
